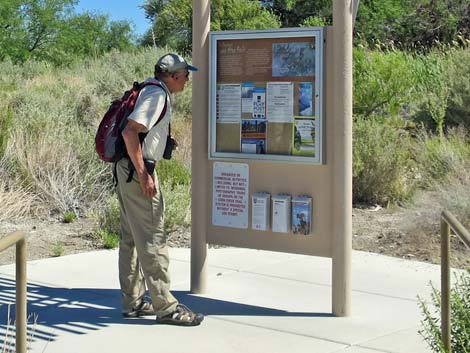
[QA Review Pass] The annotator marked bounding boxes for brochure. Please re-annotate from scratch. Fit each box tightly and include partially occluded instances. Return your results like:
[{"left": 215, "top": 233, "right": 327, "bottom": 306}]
[{"left": 292, "top": 196, "right": 312, "bottom": 235}]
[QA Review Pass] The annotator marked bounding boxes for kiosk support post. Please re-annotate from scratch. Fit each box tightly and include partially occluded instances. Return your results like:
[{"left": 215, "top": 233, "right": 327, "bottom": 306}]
[
  {"left": 332, "top": 0, "right": 353, "bottom": 316},
  {"left": 191, "top": 0, "right": 210, "bottom": 293}
]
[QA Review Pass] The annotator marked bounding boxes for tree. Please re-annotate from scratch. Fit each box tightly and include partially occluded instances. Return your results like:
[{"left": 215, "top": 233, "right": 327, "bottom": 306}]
[
  {"left": 141, "top": 0, "right": 280, "bottom": 54},
  {"left": 263, "top": 0, "right": 332, "bottom": 27},
  {"left": 0, "top": 0, "right": 135, "bottom": 65}
]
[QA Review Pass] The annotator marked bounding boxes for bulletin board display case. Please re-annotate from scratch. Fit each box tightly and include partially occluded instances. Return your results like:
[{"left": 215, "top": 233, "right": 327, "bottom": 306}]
[{"left": 209, "top": 28, "right": 324, "bottom": 164}]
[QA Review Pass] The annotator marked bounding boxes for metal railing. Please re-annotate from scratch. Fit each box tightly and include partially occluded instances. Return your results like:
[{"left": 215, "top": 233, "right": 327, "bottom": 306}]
[
  {"left": 440, "top": 211, "right": 470, "bottom": 353},
  {"left": 0, "top": 231, "right": 27, "bottom": 353}
]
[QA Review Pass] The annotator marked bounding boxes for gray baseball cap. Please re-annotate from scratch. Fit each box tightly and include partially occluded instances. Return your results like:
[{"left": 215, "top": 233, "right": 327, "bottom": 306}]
[{"left": 156, "top": 53, "right": 198, "bottom": 73}]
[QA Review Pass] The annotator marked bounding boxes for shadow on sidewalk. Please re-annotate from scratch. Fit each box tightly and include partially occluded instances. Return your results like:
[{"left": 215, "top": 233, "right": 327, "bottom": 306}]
[{"left": 0, "top": 275, "right": 331, "bottom": 346}]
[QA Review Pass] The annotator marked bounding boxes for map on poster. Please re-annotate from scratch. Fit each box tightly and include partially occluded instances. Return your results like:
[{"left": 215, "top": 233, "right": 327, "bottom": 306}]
[
  {"left": 212, "top": 162, "right": 249, "bottom": 229},
  {"left": 272, "top": 42, "right": 315, "bottom": 77}
]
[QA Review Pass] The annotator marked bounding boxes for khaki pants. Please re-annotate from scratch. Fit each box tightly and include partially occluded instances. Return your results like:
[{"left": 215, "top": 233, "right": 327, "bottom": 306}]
[{"left": 115, "top": 158, "right": 178, "bottom": 317}]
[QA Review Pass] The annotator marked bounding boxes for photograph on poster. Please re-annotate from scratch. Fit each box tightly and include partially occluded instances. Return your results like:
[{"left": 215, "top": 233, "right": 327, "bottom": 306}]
[
  {"left": 242, "top": 82, "right": 255, "bottom": 114},
  {"left": 216, "top": 84, "right": 241, "bottom": 123},
  {"left": 272, "top": 42, "right": 315, "bottom": 77},
  {"left": 293, "top": 118, "right": 316, "bottom": 156},
  {"left": 241, "top": 119, "right": 266, "bottom": 137},
  {"left": 266, "top": 82, "right": 294, "bottom": 123},
  {"left": 298, "top": 82, "right": 313, "bottom": 116},
  {"left": 241, "top": 138, "right": 266, "bottom": 154},
  {"left": 252, "top": 87, "right": 266, "bottom": 119}
]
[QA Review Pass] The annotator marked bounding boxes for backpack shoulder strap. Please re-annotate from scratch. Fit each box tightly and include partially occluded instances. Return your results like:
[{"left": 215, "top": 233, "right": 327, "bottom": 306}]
[{"left": 138, "top": 81, "right": 168, "bottom": 129}]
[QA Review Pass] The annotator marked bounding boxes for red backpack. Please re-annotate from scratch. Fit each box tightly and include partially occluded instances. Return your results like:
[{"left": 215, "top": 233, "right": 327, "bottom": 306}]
[{"left": 95, "top": 81, "right": 167, "bottom": 163}]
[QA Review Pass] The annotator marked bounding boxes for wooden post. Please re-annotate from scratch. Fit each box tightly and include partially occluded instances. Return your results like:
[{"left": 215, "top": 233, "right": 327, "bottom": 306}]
[
  {"left": 440, "top": 216, "right": 451, "bottom": 352},
  {"left": 191, "top": 0, "right": 210, "bottom": 293},
  {"left": 332, "top": 0, "right": 353, "bottom": 317}
]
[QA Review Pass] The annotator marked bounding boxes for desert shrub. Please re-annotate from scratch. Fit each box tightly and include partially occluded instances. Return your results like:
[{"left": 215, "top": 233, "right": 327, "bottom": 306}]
[
  {"left": 412, "top": 51, "right": 450, "bottom": 135},
  {"left": 353, "top": 48, "right": 419, "bottom": 118},
  {"left": 157, "top": 159, "right": 192, "bottom": 231},
  {"left": 63, "top": 211, "right": 77, "bottom": 224},
  {"left": 415, "top": 129, "right": 470, "bottom": 185},
  {"left": 445, "top": 48, "right": 470, "bottom": 129},
  {"left": 96, "top": 195, "right": 121, "bottom": 236},
  {"left": 162, "top": 182, "right": 191, "bottom": 231},
  {"left": 0, "top": 104, "right": 13, "bottom": 158},
  {"left": 11, "top": 131, "right": 110, "bottom": 214},
  {"left": 157, "top": 159, "right": 191, "bottom": 189},
  {"left": 419, "top": 269, "right": 470, "bottom": 353},
  {"left": 93, "top": 196, "right": 120, "bottom": 249},
  {"left": 353, "top": 116, "right": 417, "bottom": 205},
  {"left": 0, "top": 155, "right": 37, "bottom": 222}
]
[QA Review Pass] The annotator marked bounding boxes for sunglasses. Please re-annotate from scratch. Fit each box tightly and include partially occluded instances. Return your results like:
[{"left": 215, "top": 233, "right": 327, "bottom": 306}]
[{"left": 174, "top": 71, "right": 190, "bottom": 79}]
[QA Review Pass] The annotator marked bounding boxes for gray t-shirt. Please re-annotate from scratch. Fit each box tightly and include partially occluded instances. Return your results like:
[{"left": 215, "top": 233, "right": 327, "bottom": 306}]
[{"left": 127, "top": 78, "right": 171, "bottom": 161}]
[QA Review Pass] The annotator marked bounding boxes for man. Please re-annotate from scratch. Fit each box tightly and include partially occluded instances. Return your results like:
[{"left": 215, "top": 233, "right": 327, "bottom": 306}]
[{"left": 116, "top": 53, "right": 203, "bottom": 326}]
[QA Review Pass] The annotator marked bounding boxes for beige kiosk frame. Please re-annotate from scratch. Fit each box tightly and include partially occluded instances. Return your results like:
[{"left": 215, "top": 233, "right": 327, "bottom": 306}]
[
  {"left": 209, "top": 28, "right": 324, "bottom": 164},
  {"left": 191, "top": 0, "right": 353, "bottom": 317}
]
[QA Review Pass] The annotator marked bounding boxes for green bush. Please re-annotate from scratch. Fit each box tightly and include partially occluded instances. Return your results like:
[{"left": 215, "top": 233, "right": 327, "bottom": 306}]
[
  {"left": 93, "top": 196, "right": 120, "bottom": 249},
  {"left": 353, "top": 116, "right": 417, "bottom": 205},
  {"left": 96, "top": 196, "right": 121, "bottom": 236},
  {"left": 51, "top": 242, "right": 65, "bottom": 257},
  {"left": 0, "top": 104, "right": 13, "bottom": 158},
  {"left": 353, "top": 48, "right": 419, "bottom": 118},
  {"left": 419, "top": 270, "right": 470, "bottom": 353},
  {"left": 445, "top": 48, "right": 470, "bottom": 129},
  {"left": 63, "top": 211, "right": 77, "bottom": 223},
  {"left": 95, "top": 229, "right": 120, "bottom": 249},
  {"left": 157, "top": 159, "right": 191, "bottom": 231},
  {"left": 162, "top": 182, "right": 191, "bottom": 232},
  {"left": 157, "top": 159, "right": 191, "bottom": 189}
]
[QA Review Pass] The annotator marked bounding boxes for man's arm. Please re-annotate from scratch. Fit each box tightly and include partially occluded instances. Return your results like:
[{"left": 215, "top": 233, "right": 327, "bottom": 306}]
[{"left": 121, "top": 120, "right": 156, "bottom": 198}]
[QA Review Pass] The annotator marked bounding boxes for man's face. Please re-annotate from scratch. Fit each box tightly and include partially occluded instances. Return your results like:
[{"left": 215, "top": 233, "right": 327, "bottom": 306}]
[{"left": 171, "top": 69, "right": 190, "bottom": 93}]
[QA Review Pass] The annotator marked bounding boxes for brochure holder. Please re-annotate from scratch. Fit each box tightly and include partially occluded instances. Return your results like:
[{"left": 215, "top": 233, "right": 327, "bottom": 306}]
[{"left": 272, "top": 194, "right": 291, "bottom": 233}]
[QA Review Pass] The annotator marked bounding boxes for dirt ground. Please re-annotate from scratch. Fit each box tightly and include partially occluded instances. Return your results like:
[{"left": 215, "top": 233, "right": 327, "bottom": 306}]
[{"left": 0, "top": 204, "right": 469, "bottom": 268}]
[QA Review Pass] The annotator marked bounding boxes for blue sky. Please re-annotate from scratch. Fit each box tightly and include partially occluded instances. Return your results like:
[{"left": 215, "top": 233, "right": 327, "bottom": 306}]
[{"left": 77, "top": 0, "right": 151, "bottom": 36}]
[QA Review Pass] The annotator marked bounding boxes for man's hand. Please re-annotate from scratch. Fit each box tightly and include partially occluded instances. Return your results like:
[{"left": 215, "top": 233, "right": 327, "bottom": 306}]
[{"left": 139, "top": 171, "right": 156, "bottom": 198}]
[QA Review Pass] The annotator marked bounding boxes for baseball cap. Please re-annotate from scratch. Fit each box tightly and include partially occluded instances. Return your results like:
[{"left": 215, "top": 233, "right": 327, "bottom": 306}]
[{"left": 155, "top": 53, "right": 198, "bottom": 73}]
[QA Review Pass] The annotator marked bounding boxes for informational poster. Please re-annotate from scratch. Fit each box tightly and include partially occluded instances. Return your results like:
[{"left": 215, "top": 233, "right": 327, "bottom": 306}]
[
  {"left": 266, "top": 82, "right": 294, "bottom": 123},
  {"left": 210, "top": 28, "right": 323, "bottom": 163},
  {"left": 241, "top": 82, "right": 255, "bottom": 114},
  {"left": 216, "top": 84, "right": 241, "bottom": 123},
  {"left": 298, "top": 82, "right": 313, "bottom": 116},
  {"left": 212, "top": 162, "right": 249, "bottom": 229},
  {"left": 293, "top": 118, "right": 316, "bottom": 157},
  {"left": 241, "top": 119, "right": 266, "bottom": 154},
  {"left": 252, "top": 87, "right": 266, "bottom": 119}
]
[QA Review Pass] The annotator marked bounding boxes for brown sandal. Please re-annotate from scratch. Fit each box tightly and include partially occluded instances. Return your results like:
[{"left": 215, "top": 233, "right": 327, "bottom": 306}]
[
  {"left": 156, "top": 304, "right": 204, "bottom": 326},
  {"left": 122, "top": 300, "right": 154, "bottom": 318}
]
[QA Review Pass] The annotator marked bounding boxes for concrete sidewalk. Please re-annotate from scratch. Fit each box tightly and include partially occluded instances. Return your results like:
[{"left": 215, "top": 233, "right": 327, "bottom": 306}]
[{"left": 0, "top": 248, "right": 442, "bottom": 353}]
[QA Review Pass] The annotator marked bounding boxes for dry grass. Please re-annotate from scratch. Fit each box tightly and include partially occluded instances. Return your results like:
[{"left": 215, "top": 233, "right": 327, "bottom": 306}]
[
  {"left": 0, "top": 156, "right": 37, "bottom": 222},
  {"left": 1, "top": 305, "right": 38, "bottom": 353},
  {"left": 11, "top": 132, "right": 110, "bottom": 215},
  {"left": 171, "top": 119, "right": 192, "bottom": 167},
  {"left": 402, "top": 166, "right": 470, "bottom": 268}
]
